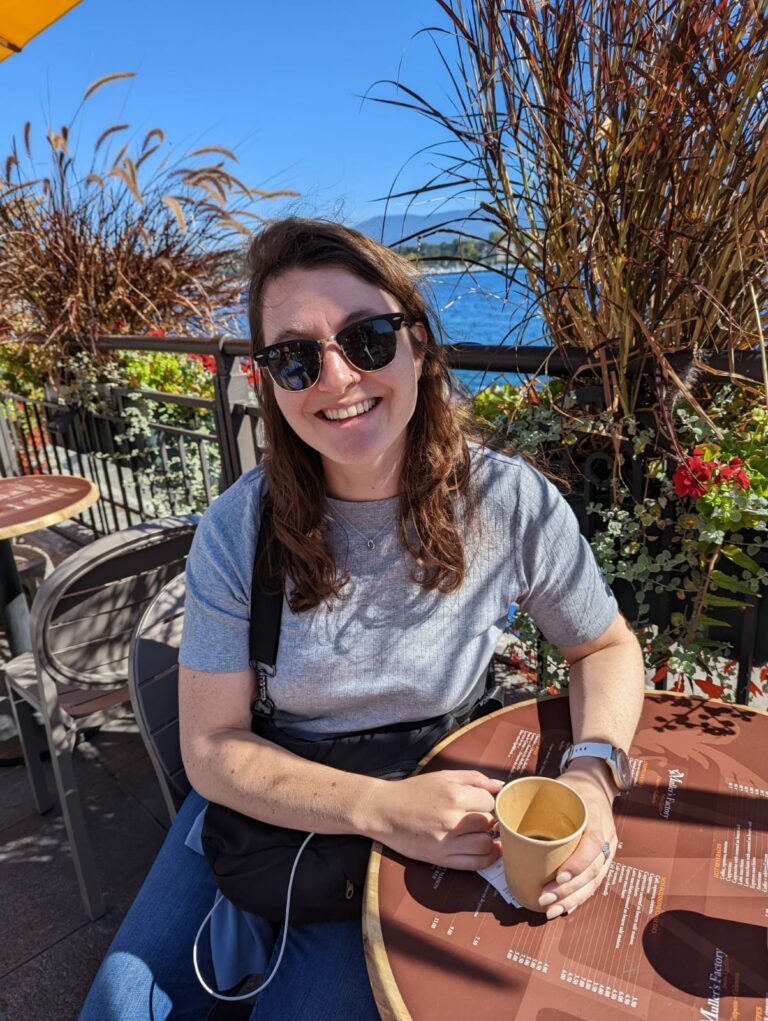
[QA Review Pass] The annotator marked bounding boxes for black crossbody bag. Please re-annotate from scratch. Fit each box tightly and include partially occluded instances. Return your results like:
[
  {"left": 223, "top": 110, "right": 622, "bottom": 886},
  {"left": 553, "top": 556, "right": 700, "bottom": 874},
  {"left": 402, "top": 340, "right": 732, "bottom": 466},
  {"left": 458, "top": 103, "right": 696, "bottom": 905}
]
[{"left": 201, "top": 503, "right": 504, "bottom": 924}]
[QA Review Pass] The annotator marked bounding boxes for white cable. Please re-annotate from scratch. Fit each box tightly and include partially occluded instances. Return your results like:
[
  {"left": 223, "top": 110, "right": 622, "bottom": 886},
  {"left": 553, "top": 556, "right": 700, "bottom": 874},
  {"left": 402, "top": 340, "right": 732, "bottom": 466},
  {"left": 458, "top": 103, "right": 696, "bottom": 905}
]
[{"left": 193, "top": 831, "right": 316, "bottom": 1002}]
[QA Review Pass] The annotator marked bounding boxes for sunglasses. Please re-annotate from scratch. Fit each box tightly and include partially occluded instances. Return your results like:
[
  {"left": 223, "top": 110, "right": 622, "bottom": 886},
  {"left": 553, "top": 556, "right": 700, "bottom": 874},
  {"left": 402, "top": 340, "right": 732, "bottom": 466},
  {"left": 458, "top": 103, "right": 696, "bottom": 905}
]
[{"left": 253, "top": 313, "right": 412, "bottom": 392}]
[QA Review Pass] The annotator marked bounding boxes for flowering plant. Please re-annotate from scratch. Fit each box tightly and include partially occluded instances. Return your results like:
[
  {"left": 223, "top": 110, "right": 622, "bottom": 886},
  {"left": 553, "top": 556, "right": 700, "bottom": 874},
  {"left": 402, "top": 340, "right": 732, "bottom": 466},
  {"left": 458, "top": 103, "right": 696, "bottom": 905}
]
[
  {"left": 672, "top": 451, "right": 750, "bottom": 500},
  {"left": 474, "top": 381, "right": 768, "bottom": 704}
]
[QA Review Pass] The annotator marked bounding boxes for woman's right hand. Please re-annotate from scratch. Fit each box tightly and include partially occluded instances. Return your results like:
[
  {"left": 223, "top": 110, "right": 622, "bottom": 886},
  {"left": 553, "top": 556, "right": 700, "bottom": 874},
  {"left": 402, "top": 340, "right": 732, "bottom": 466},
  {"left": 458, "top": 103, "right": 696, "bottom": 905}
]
[{"left": 363, "top": 770, "right": 504, "bottom": 870}]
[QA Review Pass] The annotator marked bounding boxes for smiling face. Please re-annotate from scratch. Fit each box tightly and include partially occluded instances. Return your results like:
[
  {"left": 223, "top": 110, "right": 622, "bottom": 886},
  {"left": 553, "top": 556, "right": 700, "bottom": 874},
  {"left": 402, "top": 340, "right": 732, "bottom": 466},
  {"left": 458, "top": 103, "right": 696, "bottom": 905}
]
[{"left": 260, "top": 265, "right": 425, "bottom": 500}]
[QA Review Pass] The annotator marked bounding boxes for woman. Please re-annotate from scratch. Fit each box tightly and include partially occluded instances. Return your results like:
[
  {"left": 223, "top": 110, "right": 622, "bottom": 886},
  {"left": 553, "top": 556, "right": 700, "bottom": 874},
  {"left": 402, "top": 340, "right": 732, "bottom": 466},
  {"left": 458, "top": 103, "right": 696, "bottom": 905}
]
[{"left": 80, "top": 218, "right": 644, "bottom": 1020}]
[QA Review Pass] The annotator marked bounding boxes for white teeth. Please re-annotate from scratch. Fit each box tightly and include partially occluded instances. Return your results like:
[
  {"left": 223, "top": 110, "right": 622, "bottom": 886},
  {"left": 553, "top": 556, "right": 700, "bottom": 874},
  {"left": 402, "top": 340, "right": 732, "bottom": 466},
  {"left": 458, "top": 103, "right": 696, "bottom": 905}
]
[{"left": 322, "top": 399, "right": 377, "bottom": 421}]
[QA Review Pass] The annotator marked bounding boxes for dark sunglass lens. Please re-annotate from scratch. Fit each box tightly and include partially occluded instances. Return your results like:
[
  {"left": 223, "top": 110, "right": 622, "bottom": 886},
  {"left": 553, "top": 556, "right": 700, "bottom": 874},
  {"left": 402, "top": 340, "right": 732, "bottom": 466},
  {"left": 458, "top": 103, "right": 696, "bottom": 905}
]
[
  {"left": 341, "top": 318, "right": 398, "bottom": 371},
  {"left": 266, "top": 343, "right": 320, "bottom": 391}
]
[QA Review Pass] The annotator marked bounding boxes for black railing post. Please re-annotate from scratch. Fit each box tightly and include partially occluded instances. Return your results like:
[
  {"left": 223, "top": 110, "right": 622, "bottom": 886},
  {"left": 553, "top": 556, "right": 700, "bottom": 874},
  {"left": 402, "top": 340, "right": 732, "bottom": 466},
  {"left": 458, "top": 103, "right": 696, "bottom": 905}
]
[{"left": 213, "top": 344, "right": 256, "bottom": 492}]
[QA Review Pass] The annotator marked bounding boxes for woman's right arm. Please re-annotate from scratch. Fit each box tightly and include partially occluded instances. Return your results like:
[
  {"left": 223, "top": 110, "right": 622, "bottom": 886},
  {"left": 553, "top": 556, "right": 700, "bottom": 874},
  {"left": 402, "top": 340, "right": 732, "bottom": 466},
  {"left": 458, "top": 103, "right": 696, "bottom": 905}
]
[{"left": 179, "top": 665, "right": 502, "bottom": 870}]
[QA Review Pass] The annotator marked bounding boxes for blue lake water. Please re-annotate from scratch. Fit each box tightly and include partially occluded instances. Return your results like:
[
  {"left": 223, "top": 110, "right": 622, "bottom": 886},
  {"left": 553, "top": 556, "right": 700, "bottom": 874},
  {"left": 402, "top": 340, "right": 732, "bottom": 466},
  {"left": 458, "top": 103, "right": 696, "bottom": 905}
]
[{"left": 421, "top": 269, "right": 541, "bottom": 392}]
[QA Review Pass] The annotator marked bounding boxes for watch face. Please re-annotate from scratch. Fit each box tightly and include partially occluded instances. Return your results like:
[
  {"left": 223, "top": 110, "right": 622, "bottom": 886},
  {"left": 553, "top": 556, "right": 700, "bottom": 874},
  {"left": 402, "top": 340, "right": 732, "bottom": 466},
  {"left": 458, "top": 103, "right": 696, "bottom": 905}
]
[{"left": 615, "top": 748, "right": 632, "bottom": 788}]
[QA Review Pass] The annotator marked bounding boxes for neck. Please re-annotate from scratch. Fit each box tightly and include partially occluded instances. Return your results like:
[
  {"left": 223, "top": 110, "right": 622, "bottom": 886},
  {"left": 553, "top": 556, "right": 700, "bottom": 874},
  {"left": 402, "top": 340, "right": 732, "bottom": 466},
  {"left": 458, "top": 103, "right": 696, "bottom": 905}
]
[{"left": 322, "top": 454, "right": 402, "bottom": 502}]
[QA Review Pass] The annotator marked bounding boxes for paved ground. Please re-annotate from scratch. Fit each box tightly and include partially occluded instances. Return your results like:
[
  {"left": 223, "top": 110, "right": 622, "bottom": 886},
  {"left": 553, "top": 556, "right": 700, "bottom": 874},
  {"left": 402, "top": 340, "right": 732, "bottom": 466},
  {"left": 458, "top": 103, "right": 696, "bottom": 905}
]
[
  {"left": 0, "top": 720, "right": 169, "bottom": 1021},
  {"left": 0, "top": 524, "right": 170, "bottom": 1021}
]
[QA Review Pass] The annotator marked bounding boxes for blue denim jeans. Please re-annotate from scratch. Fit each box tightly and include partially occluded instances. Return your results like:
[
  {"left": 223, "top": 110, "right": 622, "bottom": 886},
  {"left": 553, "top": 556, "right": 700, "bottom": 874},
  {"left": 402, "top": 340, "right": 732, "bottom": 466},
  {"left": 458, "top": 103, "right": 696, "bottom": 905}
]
[{"left": 79, "top": 791, "right": 381, "bottom": 1021}]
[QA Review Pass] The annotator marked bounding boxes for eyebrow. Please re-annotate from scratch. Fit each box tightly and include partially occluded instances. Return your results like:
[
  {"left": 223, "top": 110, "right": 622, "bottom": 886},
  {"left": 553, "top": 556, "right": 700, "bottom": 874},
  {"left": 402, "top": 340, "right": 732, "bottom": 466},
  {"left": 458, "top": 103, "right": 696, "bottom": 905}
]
[{"left": 270, "top": 308, "right": 387, "bottom": 346}]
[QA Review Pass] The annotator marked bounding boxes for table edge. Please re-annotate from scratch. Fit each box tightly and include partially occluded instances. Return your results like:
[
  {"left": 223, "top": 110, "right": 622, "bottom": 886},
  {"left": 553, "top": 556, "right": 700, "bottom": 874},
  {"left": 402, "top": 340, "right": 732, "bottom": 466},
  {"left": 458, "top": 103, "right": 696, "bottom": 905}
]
[
  {"left": 0, "top": 477, "right": 100, "bottom": 540},
  {"left": 363, "top": 851, "right": 413, "bottom": 1021},
  {"left": 363, "top": 689, "right": 767, "bottom": 1018}
]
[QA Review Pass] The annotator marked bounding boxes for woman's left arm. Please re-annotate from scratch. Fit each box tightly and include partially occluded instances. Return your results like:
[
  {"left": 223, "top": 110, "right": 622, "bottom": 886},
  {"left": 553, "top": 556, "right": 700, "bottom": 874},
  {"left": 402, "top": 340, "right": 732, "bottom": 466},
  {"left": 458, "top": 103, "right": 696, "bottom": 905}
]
[{"left": 537, "top": 611, "right": 646, "bottom": 919}]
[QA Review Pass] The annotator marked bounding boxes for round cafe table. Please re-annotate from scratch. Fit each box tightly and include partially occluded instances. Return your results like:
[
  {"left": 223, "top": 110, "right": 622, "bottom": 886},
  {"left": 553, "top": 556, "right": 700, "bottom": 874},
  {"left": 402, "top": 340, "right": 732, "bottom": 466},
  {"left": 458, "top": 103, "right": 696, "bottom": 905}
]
[
  {"left": 0, "top": 474, "right": 99, "bottom": 658},
  {"left": 364, "top": 692, "right": 768, "bottom": 1021}
]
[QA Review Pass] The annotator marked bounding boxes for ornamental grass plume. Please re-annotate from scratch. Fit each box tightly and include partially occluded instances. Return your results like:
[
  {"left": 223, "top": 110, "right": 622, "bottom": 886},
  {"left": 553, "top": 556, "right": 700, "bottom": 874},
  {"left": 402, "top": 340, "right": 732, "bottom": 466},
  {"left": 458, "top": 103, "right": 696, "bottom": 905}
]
[
  {"left": 0, "top": 72, "right": 297, "bottom": 390},
  {"left": 382, "top": 0, "right": 768, "bottom": 423}
]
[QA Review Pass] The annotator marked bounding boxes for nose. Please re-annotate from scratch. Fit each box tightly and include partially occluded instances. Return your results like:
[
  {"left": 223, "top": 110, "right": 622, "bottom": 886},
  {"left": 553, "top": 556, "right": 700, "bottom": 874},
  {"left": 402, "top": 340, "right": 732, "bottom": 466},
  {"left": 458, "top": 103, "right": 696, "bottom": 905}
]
[{"left": 316, "top": 341, "right": 360, "bottom": 392}]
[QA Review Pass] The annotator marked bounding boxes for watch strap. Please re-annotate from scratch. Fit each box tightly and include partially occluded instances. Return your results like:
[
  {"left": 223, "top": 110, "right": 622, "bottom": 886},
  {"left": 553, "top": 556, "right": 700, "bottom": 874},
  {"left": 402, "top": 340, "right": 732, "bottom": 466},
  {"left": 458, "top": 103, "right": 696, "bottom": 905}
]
[{"left": 568, "top": 741, "right": 614, "bottom": 762}]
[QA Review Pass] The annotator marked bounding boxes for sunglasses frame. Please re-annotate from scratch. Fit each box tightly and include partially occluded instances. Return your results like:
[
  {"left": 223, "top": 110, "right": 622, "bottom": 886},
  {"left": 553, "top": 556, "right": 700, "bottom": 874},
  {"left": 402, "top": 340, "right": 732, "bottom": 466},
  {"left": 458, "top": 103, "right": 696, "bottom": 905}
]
[{"left": 253, "top": 312, "right": 412, "bottom": 392}]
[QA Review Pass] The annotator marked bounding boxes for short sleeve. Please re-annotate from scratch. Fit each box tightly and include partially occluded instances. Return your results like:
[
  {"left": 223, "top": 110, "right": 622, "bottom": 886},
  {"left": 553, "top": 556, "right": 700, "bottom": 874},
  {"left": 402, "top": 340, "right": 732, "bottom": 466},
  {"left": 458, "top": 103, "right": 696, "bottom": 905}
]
[
  {"left": 179, "top": 468, "right": 265, "bottom": 673},
  {"left": 512, "top": 460, "right": 617, "bottom": 648}
]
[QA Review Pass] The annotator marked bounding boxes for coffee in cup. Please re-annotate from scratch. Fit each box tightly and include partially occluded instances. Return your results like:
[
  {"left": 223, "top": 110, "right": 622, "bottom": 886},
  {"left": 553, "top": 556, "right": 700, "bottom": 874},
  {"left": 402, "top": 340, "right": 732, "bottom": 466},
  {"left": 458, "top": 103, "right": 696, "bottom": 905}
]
[{"left": 495, "top": 776, "right": 588, "bottom": 912}]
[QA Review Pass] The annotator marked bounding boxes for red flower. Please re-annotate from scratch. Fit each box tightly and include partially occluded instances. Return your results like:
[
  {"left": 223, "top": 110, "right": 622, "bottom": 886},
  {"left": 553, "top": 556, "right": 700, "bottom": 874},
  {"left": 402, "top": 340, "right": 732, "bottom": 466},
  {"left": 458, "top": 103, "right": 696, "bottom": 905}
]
[
  {"left": 188, "top": 353, "right": 217, "bottom": 374},
  {"left": 145, "top": 328, "right": 166, "bottom": 338},
  {"left": 733, "top": 469, "right": 750, "bottom": 489},
  {"left": 688, "top": 456, "right": 715, "bottom": 479},
  {"left": 671, "top": 447, "right": 749, "bottom": 498},
  {"left": 112, "top": 318, "right": 128, "bottom": 334},
  {"left": 240, "top": 358, "right": 261, "bottom": 387},
  {"left": 672, "top": 464, "right": 708, "bottom": 498}
]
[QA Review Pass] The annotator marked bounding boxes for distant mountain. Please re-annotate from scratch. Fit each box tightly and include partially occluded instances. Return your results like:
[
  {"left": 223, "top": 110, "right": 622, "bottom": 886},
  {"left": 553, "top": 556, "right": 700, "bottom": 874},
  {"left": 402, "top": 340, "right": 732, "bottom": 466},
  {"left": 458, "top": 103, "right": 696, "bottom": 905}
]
[{"left": 354, "top": 208, "right": 496, "bottom": 247}]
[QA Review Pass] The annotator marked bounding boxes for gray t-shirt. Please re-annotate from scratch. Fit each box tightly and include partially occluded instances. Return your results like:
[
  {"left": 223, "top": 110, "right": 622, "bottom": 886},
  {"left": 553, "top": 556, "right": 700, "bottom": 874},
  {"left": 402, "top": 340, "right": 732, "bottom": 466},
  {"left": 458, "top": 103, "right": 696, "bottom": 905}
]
[{"left": 179, "top": 447, "right": 617, "bottom": 735}]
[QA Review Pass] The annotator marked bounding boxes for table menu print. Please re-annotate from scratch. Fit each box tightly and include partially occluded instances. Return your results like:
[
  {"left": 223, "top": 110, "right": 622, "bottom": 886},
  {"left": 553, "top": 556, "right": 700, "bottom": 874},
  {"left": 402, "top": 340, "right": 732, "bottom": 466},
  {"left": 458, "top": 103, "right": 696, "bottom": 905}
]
[
  {"left": 0, "top": 475, "right": 94, "bottom": 530},
  {"left": 719, "top": 781, "right": 768, "bottom": 892},
  {"left": 375, "top": 695, "right": 768, "bottom": 1020}
]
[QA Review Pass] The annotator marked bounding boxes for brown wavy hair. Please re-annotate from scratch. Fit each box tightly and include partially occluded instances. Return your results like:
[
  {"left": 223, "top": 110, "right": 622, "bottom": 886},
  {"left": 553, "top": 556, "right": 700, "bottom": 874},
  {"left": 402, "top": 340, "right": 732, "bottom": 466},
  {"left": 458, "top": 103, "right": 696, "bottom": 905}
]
[{"left": 247, "top": 217, "right": 477, "bottom": 612}]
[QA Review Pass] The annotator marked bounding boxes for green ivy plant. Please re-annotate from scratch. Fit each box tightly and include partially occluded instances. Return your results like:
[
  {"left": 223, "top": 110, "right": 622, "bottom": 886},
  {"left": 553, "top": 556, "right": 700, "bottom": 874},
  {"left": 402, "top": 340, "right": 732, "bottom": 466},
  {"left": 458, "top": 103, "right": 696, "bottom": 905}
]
[
  {"left": 476, "top": 381, "right": 768, "bottom": 703},
  {"left": 44, "top": 350, "right": 220, "bottom": 515}
]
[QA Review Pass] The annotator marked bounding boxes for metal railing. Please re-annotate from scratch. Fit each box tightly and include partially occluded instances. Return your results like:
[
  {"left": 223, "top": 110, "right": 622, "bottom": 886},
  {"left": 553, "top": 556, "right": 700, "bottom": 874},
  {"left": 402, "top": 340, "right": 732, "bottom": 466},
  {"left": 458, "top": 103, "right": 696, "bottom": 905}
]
[
  {"left": 1, "top": 336, "right": 765, "bottom": 705},
  {"left": 3, "top": 334, "right": 765, "bottom": 531},
  {"left": 0, "top": 340, "right": 264, "bottom": 534}
]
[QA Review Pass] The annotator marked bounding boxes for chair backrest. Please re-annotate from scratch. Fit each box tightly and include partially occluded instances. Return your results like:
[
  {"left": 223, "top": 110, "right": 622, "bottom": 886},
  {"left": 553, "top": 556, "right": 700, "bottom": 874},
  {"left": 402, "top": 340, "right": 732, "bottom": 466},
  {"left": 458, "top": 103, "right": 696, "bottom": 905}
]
[
  {"left": 128, "top": 572, "right": 190, "bottom": 821},
  {"left": 30, "top": 515, "right": 199, "bottom": 690}
]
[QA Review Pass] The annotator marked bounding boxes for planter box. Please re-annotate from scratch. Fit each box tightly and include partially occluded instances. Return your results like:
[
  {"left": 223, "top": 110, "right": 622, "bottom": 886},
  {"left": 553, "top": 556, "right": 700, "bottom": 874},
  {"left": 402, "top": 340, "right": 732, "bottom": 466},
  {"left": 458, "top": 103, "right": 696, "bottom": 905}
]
[
  {"left": 43, "top": 389, "right": 144, "bottom": 462},
  {"left": 555, "top": 434, "right": 766, "bottom": 703}
]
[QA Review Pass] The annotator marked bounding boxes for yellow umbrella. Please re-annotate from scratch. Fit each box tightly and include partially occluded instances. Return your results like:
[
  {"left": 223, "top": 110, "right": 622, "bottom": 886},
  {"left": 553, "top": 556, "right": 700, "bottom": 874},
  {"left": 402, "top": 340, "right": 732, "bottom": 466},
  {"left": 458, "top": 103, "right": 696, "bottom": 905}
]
[{"left": 0, "top": 0, "right": 81, "bottom": 62}]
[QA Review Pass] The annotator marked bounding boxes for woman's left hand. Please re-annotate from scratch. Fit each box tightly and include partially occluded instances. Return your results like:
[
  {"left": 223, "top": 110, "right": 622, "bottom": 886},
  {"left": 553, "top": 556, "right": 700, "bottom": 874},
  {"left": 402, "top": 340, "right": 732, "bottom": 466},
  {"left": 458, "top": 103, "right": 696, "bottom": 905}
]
[{"left": 536, "top": 764, "right": 619, "bottom": 919}]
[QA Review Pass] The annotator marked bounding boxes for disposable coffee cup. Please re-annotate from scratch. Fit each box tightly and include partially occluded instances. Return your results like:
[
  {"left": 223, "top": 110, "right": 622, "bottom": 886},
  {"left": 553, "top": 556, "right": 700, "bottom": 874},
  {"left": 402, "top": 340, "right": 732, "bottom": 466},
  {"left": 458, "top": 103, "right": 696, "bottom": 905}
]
[{"left": 495, "top": 776, "right": 588, "bottom": 912}]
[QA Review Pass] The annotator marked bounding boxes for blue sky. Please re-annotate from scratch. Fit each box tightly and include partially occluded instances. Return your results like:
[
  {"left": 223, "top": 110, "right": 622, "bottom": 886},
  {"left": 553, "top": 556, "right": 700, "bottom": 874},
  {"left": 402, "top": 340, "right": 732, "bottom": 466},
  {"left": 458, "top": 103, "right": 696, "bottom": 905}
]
[{"left": 1, "top": 0, "right": 471, "bottom": 227}]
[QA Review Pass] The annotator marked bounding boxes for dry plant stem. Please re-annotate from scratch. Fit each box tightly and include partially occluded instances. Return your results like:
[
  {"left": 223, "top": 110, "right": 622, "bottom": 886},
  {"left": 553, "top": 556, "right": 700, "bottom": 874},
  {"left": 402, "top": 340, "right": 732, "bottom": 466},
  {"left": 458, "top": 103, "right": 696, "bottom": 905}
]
[
  {"left": 684, "top": 547, "right": 722, "bottom": 656},
  {"left": 749, "top": 282, "right": 768, "bottom": 410},
  {"left": 384, "top": 0, "right": 768, "bottom": 426}
]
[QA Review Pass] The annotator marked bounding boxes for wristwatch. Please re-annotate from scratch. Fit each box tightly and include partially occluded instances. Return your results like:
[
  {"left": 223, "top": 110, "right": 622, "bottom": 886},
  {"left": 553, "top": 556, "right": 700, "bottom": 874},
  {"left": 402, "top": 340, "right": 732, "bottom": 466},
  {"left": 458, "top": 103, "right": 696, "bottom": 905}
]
[{"left": 559, "top": 741, "right": 632, "bottom": 791}]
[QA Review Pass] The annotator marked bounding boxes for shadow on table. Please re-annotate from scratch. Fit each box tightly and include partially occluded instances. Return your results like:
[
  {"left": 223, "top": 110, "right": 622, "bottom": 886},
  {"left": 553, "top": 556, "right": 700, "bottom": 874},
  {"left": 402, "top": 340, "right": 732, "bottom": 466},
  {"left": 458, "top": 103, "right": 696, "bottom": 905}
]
[
  {"left": 402, "top": 863, "right": 549, "bottom": 929},
  {"left": 642, "top": 909, "right": 768, "bottom": 998},
  {"left": 376, "top": 910, "right": 531, "bottom": 985}
]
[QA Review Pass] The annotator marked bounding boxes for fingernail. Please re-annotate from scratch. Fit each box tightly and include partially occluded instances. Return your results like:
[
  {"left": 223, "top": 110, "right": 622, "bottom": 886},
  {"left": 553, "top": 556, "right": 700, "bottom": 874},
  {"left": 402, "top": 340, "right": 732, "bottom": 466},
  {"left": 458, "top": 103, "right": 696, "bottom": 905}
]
[
  {"left": 538, "top": 892, "right": 557, "bottom": 907},
  {"left": 556, "top": 871, "right": 572, "bottom": 884},
  {"left": 546, "top": 905, "right": 564, "bottom": 920}
]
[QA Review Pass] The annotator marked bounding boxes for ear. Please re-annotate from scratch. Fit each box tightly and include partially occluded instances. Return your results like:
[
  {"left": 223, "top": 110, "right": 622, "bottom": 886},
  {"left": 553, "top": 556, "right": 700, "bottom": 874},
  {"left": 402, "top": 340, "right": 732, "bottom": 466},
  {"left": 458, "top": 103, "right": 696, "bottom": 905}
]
[{"left": 409, "top": 322, "right": 428, "bottom": 379}]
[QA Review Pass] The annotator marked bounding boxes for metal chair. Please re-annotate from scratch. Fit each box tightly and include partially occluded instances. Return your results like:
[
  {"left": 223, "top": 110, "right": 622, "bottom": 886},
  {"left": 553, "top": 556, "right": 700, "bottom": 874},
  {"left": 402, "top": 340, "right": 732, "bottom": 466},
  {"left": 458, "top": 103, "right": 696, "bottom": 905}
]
[
  {"left": 2, "top": 515, "right": 198, "bottom": 919},
  {"left": 13, "top": 542, "right": 51, "bottom": 603},
  {"left": 128, "top": 572, "right": 190, "bottom": 824}
]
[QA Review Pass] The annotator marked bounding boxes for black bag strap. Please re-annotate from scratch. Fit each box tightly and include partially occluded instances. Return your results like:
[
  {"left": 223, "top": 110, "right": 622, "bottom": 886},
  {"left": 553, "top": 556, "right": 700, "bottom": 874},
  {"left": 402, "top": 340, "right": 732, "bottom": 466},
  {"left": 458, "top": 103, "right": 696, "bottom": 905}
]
[{"left": 249, "top": 501, "right": 283, "bottom": 719}]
